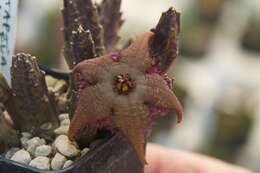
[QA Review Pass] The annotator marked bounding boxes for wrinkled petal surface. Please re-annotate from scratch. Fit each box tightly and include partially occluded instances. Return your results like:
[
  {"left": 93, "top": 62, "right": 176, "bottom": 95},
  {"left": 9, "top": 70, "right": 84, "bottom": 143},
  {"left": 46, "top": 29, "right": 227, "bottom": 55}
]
[
  {"left": 69, "top": 85, "right": 112, "bottom": 140},
  {"left": 120, "top": 32, "right": 154, "bottom": 72},
  {"left": 113, "top": 104, "right": 150, "bottom": 164},
  {"left": 142, "top": 74, "right": 183, "bottom": 123}
]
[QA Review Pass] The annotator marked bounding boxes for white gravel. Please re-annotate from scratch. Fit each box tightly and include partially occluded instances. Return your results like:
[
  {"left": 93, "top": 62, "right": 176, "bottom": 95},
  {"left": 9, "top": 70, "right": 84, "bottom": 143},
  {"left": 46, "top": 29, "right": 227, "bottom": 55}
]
[
  {"left": 26, "top": 137, "right": 46, "bottom": 155},
  {"left": 54, "top": 125, "right": 69, "bottom": 135},
  {"left": 60, "top": 119, "right": 70, "bottom": 126},
  {"left": 35, "top": 145, "right": 52, "bottom": 157},
  {"left": 20, "top": 132, "right": 33, "bottom": 148},
  {"left": 11, "top": 150, "right": 31, "bottom": 165},
  {"left": 5, "top": 148, "right": 20, "bottom": 160},
  {"left": 54, "top": 135, "right": 80, "bottom": 157},
  {"left": 63, "top": 160, "right": 73, "bottom": 169},
  {"left": 58, "top": 113, "right": 69, "bottom": 121},
  {"left": 29, "top": 156, "right": 50, "bottom": 170},
  {"left": 51, "top": 153, "right": 67, "bottom": 170},
  {"left": 4, "top": 113, "right": 91, "bottom": 171},
  {"left": 81, "top": 147, "right": 89, "bottom": 156}
]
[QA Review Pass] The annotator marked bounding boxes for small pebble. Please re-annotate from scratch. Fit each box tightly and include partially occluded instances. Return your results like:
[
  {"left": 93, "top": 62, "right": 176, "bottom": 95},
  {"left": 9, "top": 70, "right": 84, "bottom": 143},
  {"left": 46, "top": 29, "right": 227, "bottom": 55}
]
[
  {"left": 60, "top": 119, "right": 70, "bottom": 126},
  {"left": 11, "top": 150, "right": 31, "bottom": 165},
  {"left": 21, "top": 132, "right": 32, "bottom": 139},
  {"left": 53, "top": 80, "right": 67, "bottom": 93},
  {"left": 81, "top": 148, "right": 89, "bottom": 156},
  {"left": 63, "top": 160, "right": 73, "bottom": 169},
  {"left": 20, "top": 132, "right": 32, "bottom": 148},
  {"left": 51, "top": 153, "right": 67, "bottom": 170},
  {"left": 45, "top": 75, "right": 57, "bottom": 88},
  {"left": 54, "top": 125, "right": 69, "bottom": 135},
  {"left": 29, "top": 156, "right": 50, "bottom": 170},
  {"left": 54, "top": 135, "right": 80, "bottom": 157},
  {"left": 20, "top": 137, "right": 29, "bottom": 149},
  {"left": 26, "top": 137, "right": 46, "bottom": 155},
  {"left": 58, "top": 114, "right": 69, "bottom": 121},
  {"left": 5, "top": 148, "right": 20, "bottom": 160},
  {"left": 35, "top": 145, "right": 52, "bottom": 157}
]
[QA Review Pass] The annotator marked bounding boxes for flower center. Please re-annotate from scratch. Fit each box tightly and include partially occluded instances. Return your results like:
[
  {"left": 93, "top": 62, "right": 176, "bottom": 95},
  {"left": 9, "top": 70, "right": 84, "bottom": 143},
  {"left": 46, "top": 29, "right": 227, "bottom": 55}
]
[{"left": 113, "top": 74, "right": 136, "bottom": 95}]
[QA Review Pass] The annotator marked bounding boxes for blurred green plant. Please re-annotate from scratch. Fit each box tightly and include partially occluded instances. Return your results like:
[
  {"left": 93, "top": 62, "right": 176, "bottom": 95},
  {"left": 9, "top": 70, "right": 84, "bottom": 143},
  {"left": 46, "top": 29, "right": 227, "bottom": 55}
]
[
  {"left": 31, "top": 11, "right": 63, "bottom": 67},
  {"left": 202, "top": 108, "right": 252, "bottom": 163}
]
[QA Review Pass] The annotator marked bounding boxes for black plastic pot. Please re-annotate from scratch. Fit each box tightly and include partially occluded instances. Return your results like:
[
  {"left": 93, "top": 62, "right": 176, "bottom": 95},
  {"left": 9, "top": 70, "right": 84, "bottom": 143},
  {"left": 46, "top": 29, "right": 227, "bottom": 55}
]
[{"left": 0, "top": 134, "right": 143, "bottom": 173}]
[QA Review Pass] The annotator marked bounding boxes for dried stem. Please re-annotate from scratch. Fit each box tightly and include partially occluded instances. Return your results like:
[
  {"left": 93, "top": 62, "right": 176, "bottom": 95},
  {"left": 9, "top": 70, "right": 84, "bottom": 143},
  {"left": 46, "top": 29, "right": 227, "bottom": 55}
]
[
  {"left": 98, "top": 0, "right": 123, "bottom": 51},
  {"left": 150, "top": 7, "right": 180, "bottom": 73},
  {"left": 6, "top": 53, "right": 59, "bottom": 136},
  {"left": 0, "top": 74, "right": 11, "bottom": 104},
  {"left": 74, "top": 0, "right": 105, "bottom": 56},
  {"left": 62, "top": 0, "right": 79, "bottom": 68},
  {"left": 62, "top": 0, "right": 105, "bottom": 115},
  {"left": 72, "top": 26, "right": 96, "bottom": 65},
  {"left": 0, "top": 111, "right": 19, "bottom": 153},
  {"left": 63, "top": 0, "right": 105, "bottom": 68},
  {"left": 0, "top": 74, "right": 19, "bottom": 153},
  {"left": 63, "top": 0, "right": 106, "bottom": 118}
]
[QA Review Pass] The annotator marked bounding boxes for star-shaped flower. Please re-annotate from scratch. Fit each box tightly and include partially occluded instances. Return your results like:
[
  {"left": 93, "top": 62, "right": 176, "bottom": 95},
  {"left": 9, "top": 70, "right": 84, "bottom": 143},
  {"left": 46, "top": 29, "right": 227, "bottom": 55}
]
[{"left": 68, "top": 32, "right": 183, "bottom": 164}]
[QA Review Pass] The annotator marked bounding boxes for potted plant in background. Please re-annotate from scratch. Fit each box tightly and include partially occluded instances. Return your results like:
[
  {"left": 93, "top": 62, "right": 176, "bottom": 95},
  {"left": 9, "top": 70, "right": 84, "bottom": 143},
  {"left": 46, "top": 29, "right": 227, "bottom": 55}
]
[{"left": 0, "top": 0, "right": 181, "bottom": 172}]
